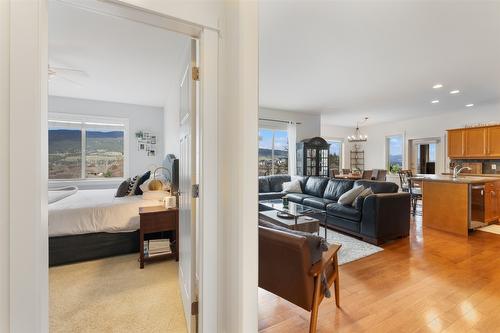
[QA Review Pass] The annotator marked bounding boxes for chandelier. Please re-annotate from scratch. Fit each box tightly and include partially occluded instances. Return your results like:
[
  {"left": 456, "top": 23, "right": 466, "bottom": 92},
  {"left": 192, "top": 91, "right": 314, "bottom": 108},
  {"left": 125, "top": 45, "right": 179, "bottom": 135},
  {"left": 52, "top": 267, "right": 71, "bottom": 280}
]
[{"left": 347, "top": 117, "right": 368, "bottom": 142}]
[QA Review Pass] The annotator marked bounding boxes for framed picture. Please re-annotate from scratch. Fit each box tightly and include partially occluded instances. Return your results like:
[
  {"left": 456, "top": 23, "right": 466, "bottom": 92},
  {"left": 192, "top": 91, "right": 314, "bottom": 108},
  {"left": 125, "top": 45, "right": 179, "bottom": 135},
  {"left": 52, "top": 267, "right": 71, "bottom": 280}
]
[
  {"left": 138, "top": 142, "right": 145, "bottom": 150},
  {"left": 143, "top": 132, "right": 151, "bottom": 140},
  {"left": 151, "top": 136, "right": 156, "bottom": 144},
  {"left": 148, "top": 150, "right": 156, "bottom": 156}
]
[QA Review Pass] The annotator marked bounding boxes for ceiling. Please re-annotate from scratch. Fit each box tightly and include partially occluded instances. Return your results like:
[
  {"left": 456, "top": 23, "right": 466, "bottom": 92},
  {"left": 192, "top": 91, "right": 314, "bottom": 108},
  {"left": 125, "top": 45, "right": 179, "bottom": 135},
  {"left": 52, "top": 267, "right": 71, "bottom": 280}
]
[
  {"left": 259, "top": 1, "right": 500, "bottom": 126},
  {"left": 49, "top": 1, "right": 189, "bottom": 107}
]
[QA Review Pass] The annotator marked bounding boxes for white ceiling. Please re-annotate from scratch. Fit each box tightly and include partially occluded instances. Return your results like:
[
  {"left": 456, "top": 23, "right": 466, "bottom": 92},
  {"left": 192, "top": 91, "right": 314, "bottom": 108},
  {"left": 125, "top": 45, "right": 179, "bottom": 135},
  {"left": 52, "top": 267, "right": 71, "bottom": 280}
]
[
  {"left": 259, "top": 1, "right": 500, "bottom": 126},
  {"left": 49, "top": 1, "right": 189, "bottom": 107}
]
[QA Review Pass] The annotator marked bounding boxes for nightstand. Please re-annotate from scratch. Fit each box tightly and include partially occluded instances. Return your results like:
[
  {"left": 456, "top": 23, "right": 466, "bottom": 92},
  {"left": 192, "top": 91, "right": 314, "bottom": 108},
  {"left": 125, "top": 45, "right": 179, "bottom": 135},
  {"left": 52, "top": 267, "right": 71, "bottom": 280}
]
[{"left": 138, "top": 206, "right": 179, "bottom": 269}]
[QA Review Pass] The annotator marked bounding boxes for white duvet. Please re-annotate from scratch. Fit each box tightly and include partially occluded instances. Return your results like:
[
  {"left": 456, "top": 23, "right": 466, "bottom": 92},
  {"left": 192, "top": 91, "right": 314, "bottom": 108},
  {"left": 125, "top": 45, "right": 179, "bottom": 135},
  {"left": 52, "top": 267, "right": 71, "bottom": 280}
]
[{"left": 48, "top": 189, "right": 159, "bottom": 237}]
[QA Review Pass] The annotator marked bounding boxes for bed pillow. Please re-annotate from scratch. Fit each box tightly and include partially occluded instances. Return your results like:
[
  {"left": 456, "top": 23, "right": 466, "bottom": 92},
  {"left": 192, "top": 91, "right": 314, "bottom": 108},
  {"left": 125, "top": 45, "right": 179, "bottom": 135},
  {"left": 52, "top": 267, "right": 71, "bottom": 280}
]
[
  {"left": 134, "top": 171, "right": 151, "bottom": 195},
  {"left": 115, "top": 179, "right": 130, "bottom": 197},
  {"left": 127, "top": 175, "right": 140, "bottom": 196}
]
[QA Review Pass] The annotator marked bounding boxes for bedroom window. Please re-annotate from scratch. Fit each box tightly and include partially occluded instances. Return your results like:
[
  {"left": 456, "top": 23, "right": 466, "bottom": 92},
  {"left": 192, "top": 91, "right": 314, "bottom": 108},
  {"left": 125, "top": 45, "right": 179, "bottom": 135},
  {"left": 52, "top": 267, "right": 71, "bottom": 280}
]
[{"left": 49, "top": 114, "right": 128, "bottom": 180}]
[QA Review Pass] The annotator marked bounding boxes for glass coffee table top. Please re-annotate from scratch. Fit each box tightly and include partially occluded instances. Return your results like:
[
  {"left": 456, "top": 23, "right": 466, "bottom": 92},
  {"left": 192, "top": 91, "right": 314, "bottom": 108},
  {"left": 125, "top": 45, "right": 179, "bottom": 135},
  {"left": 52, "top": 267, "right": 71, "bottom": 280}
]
[{"left": 260, "top": 199, "right": 326, "bottom": 217}]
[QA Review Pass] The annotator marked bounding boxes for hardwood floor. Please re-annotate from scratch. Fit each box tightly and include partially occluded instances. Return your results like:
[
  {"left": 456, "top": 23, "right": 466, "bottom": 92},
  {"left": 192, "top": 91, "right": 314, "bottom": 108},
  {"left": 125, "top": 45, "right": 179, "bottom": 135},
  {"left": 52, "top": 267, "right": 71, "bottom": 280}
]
[{"left": 258, "top": 211, "right": 500, "bottom": 333}]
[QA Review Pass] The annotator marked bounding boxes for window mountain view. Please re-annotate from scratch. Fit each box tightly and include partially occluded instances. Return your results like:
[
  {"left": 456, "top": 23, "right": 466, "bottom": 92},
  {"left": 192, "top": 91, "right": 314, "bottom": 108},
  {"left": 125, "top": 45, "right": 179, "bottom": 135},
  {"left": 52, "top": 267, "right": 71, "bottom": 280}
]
[{"left": 49, "top": 128, "right": 124, "bottom": 179}]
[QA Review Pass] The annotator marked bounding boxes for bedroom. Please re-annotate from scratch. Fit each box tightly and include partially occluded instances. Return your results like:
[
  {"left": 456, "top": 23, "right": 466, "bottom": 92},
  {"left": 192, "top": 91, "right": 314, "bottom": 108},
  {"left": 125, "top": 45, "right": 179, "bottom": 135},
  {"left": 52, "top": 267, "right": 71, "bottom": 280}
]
[{"left": 47, "top": 1, "right": 194, "bottom": 332}]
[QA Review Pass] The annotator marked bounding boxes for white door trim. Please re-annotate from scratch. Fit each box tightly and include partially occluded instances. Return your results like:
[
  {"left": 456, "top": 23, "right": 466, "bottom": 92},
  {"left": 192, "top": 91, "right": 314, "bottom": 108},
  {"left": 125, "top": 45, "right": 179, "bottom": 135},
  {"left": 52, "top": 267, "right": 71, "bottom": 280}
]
[{"left": 9, "top": 1, "right": 219, "bottom": 332}]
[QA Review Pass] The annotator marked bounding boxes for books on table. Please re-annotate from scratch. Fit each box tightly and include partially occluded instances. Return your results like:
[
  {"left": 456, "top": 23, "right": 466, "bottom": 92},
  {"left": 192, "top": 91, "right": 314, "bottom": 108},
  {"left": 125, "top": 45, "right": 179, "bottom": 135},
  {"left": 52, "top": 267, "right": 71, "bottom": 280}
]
[{"left": 144, "top": 238, "right": 172, "bottom": 257}]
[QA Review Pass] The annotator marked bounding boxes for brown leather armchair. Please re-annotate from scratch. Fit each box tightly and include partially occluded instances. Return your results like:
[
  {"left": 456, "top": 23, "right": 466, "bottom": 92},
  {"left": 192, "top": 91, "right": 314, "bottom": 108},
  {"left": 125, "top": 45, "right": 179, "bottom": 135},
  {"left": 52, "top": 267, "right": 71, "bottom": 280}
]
[{"left": 259, "top": 226, "right": 341, "bottom": 333}]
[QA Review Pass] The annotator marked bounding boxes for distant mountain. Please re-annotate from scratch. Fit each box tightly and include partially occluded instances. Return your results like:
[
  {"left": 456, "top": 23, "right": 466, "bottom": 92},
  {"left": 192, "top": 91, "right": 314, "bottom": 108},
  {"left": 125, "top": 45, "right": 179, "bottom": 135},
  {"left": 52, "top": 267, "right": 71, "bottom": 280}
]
[
  {"left": 49, "top": 129, "right": 123, "bottom": 154},
  {"left": 259, "top": 148, "right": 288, "bottom": 159}
]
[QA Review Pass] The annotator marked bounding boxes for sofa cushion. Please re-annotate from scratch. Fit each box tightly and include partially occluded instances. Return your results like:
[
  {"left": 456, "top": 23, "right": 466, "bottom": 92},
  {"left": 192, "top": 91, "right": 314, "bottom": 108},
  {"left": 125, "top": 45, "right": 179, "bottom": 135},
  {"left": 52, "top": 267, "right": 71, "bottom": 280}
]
[
  {"left": 292, "top": 175, "right": 309, "bottom": 192},
  {"left": 259, "top": 192, "right": 285, "bottom": 201},
  {"left": 304, "top": 176, "right": 329, "bottom": 197},
  {"left": 354, "top": 180, "right": 398, "bottom": 193},
  {"left": 282, "top": 179, "right": 302, "bottom": 193},
  {"left": 352, "top": 187, "right": 374, "bottom": 208},
  {"left": 258, "top": 219, "right": 328, "bottom": 264},
  {"left": 338, "top": 185, "right": 365, "bottom": 205},
  {"left": 258, "top": 177, "right": 271, "bottom": 193},
  {"left": 303, "top": 197, "right": 334, "bottom": 210},
  {"left": 326, "top": 203, "right": 362, "bottom": 222},
  {"left": 268, "top": 175, "right": 291, "bottom": 192},
  {"left": 287, "top": 193, "right": 314, "bottom": 204},
  {"left": 323, "top": 179, "right": 355, "bottom": 201}
]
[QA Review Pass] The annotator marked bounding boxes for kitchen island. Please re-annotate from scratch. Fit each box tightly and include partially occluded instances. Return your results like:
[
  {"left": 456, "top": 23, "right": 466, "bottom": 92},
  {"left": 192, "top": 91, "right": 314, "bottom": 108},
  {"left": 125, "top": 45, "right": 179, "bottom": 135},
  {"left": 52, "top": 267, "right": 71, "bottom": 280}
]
[{"left": 414, "top": 175, "right": 500, "bottom": 236}]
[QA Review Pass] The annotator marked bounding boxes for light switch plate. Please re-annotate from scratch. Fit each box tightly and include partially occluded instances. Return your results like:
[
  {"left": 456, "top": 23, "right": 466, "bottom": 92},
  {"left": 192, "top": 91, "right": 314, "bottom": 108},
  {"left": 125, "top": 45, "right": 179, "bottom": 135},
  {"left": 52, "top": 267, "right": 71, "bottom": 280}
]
[{"left": 492, "top": 164, "right": 497, "bottom": 170}]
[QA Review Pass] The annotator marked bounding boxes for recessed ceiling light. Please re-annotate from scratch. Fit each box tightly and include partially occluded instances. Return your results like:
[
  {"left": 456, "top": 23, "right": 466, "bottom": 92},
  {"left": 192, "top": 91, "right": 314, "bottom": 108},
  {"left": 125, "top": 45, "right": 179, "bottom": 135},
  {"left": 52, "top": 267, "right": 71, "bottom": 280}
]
[
  {"left": 431, "top": 100, "right": 439, "bottom": 104},
  {"left": 433, "top": 84, "right": 443, "bottom": 89},
  {"left": 450, "top": 90, "right": 460, "bottom": 94},
  {"left": 466, "top": 104, "right": 474, "bottom": 107}
]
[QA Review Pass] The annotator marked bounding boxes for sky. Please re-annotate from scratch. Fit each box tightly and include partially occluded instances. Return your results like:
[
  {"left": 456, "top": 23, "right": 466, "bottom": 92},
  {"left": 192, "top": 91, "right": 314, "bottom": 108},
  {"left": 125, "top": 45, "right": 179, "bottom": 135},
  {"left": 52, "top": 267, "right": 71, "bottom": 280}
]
[{"left": 259, "top": 128, "right": 288, "bottom": 151}]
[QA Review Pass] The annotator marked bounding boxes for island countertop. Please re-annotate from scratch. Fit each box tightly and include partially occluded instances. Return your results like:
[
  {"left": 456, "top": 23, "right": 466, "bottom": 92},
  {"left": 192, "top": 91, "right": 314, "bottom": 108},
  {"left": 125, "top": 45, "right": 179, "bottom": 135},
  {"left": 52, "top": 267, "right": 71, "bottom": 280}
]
[{"left": 411, "top": 174, "right": 500, "bottom": 184}]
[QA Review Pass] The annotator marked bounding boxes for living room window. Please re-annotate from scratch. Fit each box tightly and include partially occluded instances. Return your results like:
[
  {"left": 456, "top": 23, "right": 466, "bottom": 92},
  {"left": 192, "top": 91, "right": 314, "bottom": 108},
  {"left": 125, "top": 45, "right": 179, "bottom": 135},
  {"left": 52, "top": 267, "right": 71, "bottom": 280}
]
[
  {"left": 386, "top": 134, "right": 404, "bottom": 170},
  {"left": 49, "top": 113, "right": 128, "bottom": 180},
  {"left": 258, "top": 127, "right": 289, "bottom": 176},
  {"left": 327, "top": 140, "right": 343, "bottom": 173}
]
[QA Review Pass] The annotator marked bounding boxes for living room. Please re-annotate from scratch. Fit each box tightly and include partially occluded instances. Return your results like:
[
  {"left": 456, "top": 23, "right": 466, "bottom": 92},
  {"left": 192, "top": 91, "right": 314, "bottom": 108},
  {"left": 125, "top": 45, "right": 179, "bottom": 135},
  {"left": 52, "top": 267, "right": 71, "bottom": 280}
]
[{"left": 258, "top": 1, "right": 500, "bottom": 332}]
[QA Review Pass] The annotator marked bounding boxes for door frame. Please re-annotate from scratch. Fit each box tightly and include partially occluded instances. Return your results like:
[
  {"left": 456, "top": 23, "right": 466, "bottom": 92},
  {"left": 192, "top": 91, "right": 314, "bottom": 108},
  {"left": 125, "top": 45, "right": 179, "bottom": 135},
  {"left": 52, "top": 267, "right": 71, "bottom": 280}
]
[{"left": 9, "top": 1, "right": 219, "bottom": 332}]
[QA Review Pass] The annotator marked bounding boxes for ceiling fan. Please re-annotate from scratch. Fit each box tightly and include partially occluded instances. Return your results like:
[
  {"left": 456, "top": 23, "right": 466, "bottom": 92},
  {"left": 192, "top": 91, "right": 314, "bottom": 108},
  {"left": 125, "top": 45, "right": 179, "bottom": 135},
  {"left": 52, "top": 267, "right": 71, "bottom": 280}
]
[{"left": 48, "top": 66, "right": 87, "bottom": 86}]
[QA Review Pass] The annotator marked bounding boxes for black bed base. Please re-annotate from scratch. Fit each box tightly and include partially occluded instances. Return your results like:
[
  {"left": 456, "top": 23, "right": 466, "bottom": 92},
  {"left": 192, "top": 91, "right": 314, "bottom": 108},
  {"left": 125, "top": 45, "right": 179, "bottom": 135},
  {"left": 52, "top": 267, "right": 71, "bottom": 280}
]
[{"left": 49, "top": 231, "right": 140, "bottom": 267}]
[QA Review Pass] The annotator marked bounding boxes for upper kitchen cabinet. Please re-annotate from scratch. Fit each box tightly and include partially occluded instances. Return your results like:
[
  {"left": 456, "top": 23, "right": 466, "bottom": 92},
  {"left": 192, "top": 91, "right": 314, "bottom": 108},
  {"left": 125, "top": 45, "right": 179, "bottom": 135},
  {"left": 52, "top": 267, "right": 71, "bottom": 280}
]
[
  {"left": 487, "top": 126, "right": 500, "bottom": 157},
  {"left": 464, "top": 127, "right": 486, "bottom": 157},
  {"left": 447, "top": 129, "right": 465, "bottom": 158},
  {"left": 448, "top": 125, "right": 500, "bottom": 158}
]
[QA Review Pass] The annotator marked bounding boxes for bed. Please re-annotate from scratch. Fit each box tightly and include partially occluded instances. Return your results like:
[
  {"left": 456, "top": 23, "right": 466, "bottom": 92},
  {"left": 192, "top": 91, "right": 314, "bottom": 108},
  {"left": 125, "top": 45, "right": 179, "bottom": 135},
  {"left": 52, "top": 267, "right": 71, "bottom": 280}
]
[{"left": 48, "top": 188, "right": 159, "bottom": 266}]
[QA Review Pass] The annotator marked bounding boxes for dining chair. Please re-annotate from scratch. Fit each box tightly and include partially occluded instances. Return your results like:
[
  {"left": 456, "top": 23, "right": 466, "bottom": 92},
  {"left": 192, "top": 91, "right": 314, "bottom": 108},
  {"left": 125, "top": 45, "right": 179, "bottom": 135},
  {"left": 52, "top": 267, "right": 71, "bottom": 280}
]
[{"left": 361, "top": 170, "right": 372, "bottom": 180}]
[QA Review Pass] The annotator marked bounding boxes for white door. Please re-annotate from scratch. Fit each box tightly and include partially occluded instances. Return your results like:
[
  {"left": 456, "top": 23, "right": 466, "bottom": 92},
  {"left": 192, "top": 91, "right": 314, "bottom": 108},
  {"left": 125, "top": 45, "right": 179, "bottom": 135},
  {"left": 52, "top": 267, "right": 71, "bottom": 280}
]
[{"left": 179, "top": 39, "right": 199, "bottom": 332}]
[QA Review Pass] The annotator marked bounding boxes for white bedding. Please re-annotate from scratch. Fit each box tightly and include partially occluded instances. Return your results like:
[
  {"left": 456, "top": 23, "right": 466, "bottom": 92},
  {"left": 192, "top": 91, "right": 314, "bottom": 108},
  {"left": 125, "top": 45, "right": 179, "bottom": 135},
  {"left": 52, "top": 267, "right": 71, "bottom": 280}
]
[{"left": 48, "top": 189, "right": 159, "bottom": 237}]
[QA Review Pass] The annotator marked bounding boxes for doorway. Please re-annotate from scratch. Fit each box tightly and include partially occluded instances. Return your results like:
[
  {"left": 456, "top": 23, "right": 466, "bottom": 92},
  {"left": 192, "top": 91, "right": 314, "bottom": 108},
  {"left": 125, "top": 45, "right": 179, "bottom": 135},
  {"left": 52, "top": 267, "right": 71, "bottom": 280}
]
[
  {"left": 409, "top": 138, "right": 441, "bottom": 175},
  {"left": 10, "top": 0, "right": 220, "bottom": 332}
]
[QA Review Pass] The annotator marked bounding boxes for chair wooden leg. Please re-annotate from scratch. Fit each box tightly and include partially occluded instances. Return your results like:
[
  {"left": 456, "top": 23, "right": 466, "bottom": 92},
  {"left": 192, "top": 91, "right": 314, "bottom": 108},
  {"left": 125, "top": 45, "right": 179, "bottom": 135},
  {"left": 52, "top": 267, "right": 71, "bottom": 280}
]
[
  {"left": 309, "top": 275, "right": 322, "bottom": 333},
  {"left": 333, "top": 257, "right": 340, "bottom": 307}
]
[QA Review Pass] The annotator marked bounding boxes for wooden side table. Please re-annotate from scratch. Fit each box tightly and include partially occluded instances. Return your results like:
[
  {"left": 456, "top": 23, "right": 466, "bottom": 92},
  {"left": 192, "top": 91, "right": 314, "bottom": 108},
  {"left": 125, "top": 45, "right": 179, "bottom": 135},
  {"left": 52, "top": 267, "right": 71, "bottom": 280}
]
[{"left": 138, "top": 206, "right": 179, "bottom": 269}]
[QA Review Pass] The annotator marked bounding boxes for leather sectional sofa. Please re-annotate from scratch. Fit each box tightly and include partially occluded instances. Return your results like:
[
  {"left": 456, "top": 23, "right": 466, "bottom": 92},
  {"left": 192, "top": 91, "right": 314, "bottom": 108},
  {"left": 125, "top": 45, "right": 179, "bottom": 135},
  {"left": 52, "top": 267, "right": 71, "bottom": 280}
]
[{"left": 258, "top": 175, "right": 411, "bottom": 244}]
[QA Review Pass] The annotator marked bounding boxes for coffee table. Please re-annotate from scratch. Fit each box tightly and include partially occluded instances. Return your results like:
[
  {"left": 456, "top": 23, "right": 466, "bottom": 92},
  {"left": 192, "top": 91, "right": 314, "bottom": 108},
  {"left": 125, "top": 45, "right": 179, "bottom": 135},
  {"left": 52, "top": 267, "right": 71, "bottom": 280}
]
[{"left": 259, "top": 199, "right": 328, "bottom": 239}]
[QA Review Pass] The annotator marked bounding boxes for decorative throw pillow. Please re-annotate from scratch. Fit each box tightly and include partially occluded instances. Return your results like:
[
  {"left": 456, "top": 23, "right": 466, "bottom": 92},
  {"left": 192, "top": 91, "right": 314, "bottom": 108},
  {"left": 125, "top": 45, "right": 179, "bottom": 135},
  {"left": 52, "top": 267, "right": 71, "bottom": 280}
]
[
  {"left": 352, "top": 187, "right": 374, "bottom": 208},
  {"left": 127, "top": 175, "right": 140, "bottom": 196},
  {"left": 115, "top": 179, "right": 131, "bottom": 197},
  {"left": 338, "top": 185, "right": 364, "bottom": 206},
  {"left": 134, "top": 171, "right": 151, "bottom": 195},
  {"left": 282, "top": 179, "right": 302, "bottom": 193}
]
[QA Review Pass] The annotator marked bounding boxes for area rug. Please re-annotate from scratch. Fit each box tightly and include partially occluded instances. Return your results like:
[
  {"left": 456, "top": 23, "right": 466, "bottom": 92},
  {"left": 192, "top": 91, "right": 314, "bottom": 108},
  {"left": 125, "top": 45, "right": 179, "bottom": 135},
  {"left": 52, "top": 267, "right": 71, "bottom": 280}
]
[
  {"left": 477, "top": 224, "right": 500, "bottom": 235},
  {"left": 320, "top": 227, "right": 384, "bottom": 265},
  {"left": 50, "top": 254, "right": 187, "bottom": 333}
]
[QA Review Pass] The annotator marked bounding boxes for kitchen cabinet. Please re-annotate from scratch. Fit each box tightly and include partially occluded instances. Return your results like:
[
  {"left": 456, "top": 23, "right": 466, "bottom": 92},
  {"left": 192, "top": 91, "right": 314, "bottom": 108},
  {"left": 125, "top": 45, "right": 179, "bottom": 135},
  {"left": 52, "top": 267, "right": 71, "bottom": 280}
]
[
  {"left": 464, "top": 127, "right": 486, "bottom": 157},
  {"left": 447, "top": 125, "right": 500, "bottom": 158},
  {"left": 487, "top": 126, "right": 500, "bottom": 157},
  {"left": 484, "top": 182, "right": 499, "bottom": 223},
  {"left": 447, "top": 129, "right": 464, "bottom": 158}
]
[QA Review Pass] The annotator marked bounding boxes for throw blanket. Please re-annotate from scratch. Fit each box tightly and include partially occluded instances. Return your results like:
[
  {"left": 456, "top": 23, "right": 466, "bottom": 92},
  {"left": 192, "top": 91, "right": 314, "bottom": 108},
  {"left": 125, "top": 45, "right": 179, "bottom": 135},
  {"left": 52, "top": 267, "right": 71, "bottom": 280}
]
[{"left": 48, "top": 186, "right": 79, "bottom": 204}]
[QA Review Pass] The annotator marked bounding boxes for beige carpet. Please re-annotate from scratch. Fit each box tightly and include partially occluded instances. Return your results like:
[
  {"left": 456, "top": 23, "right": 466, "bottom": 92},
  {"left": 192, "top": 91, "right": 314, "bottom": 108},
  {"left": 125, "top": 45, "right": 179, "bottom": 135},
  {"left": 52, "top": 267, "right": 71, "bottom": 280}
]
[{"left": 50, "top": 254, "right": 187, "bottom": 333}]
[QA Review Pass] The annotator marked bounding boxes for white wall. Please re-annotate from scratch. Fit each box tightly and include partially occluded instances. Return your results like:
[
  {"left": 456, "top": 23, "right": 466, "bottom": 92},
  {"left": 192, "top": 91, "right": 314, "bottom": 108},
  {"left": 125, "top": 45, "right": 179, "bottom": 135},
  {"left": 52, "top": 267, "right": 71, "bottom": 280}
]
[
  {"left": 321, "top": 123, "right": 356, "bottom": 169},
  {"left": 0, "top": 0, "right": 10, "bottom": 331},
  {"left": 49, "top": 96, "right": 164, "bottom": 177},
  {"left": 259, "top": 107, "right": 321, "bottom": 141},
  {"left": 359, "top": 104, "right": 500, "bottom": 172}
]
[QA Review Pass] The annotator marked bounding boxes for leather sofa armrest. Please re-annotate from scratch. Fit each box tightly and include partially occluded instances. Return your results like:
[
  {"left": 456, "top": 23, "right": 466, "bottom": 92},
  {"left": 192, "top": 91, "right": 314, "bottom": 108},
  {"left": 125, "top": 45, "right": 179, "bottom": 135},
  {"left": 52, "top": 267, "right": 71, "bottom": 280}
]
[{"left": 360, "top": 193, "right": 411, "bottom": 241}]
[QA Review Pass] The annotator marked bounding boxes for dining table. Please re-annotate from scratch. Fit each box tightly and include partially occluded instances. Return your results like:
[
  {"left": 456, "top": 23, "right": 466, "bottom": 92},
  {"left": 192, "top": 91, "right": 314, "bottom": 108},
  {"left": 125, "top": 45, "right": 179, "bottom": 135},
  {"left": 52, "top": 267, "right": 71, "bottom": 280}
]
[{"left": 335, "top": 173, "right": 362, "bottom": 180}]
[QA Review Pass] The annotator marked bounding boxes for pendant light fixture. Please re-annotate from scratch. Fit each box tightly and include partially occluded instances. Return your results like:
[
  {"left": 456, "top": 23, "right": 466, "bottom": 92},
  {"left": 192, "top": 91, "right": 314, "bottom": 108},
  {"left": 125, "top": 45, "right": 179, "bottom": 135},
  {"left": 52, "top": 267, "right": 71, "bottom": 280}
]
[{"left": 347, "top": 117, "right": 369, "bottom": 142}]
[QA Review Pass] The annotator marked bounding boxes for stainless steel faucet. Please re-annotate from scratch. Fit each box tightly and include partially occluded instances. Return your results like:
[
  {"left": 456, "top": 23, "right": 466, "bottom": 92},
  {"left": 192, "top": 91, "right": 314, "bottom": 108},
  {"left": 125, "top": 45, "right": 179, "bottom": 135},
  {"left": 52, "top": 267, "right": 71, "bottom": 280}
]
[{"left": 453, "top": 165, "right": 472, "bottom": 178}]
